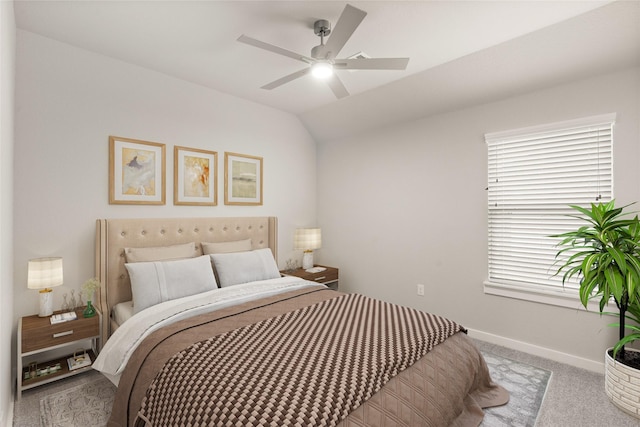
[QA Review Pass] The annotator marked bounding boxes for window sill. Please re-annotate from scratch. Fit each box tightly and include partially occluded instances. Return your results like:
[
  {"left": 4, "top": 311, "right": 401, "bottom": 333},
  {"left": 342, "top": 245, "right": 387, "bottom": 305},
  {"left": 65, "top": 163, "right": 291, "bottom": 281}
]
[{"left": 483, "top": 280, "right": 611, "bottom": 313}]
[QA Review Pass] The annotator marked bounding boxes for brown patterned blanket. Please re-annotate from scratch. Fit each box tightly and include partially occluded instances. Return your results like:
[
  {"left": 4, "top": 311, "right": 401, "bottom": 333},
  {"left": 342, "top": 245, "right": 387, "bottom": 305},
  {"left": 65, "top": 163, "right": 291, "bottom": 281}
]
[{"left": 108, "top": 288, "right": 507, "bottom": 427}]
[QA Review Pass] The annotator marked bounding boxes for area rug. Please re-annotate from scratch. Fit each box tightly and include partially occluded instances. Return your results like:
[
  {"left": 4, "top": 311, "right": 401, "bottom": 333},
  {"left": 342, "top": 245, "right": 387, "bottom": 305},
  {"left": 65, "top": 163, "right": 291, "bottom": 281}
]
[
  {"left": 481, "top": 351, "right": 552, "bottom": 427},
  {"left": 39, "top": 353, "right": 550, "bottom": 427},
  {"left": 39, "top": 375, "right": 116, "bottom": 427}
]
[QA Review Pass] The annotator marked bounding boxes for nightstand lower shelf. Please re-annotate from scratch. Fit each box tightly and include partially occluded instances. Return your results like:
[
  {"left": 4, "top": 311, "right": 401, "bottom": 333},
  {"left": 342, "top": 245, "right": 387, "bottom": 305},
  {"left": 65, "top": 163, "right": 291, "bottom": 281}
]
[{"left": 21, "top": 349, "right": 97, "bottom": 392}]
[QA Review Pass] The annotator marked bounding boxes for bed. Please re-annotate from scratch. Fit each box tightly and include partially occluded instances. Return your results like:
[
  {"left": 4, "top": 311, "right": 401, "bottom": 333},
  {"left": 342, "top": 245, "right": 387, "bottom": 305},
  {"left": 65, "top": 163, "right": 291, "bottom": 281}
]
[{"left": 92, "top": 216, "right": 508, "bottom": 427}]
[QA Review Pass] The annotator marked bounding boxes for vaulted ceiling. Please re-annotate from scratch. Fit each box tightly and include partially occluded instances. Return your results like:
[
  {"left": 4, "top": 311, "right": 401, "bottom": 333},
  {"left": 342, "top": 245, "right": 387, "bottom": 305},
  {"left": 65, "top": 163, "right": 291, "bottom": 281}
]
[{"left": 14, "top": 1, "right": 640, "bottom": 142}]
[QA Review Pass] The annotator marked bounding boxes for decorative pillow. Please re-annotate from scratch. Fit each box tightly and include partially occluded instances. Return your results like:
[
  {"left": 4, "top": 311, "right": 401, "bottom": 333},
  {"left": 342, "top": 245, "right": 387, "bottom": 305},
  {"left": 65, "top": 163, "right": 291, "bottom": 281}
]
[
  {"left": 201, "top": 239, "right": 252, "bottom": 255},
  {"left": 209, "top": 248, "right": 280, "bottom": 287},
  {"left": 124, "top": 242, "right": 202, "bottom": 263},
  {"left": 126, "top": 255, "right": 217, "bottom": 314}
]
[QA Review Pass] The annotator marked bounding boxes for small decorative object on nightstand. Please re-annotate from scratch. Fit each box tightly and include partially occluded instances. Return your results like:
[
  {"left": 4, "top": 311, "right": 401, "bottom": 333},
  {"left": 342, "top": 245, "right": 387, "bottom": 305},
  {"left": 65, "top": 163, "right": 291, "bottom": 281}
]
[
  {"left": 83, "top": 301, "right": 96, "bottom": 318},
  {"left": 281, "top": 264, "right": 339, "bottom": 291},
  {"left": 81, "top": 277, "right": 100, "bottom": 318},
  {"left": 284, "top": 259, "right": 298, "bottom": 273},
  {"left": 17, "top": 306, "right": 101, "bottom": 398},
  {"left": 69, "top": 289, "right": 77, "bottom": 310}
]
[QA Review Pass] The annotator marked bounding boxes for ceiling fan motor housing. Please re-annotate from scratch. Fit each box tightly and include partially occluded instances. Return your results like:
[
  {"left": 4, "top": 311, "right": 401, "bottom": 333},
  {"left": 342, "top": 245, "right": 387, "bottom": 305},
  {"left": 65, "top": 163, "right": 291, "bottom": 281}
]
[{"left": 311, "top": 45, "right": 326, "bottom": 59}]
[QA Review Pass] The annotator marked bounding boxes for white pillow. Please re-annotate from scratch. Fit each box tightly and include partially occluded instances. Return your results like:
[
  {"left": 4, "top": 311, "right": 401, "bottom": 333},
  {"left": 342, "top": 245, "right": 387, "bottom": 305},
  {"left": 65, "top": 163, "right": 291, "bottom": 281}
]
[
  {"left": 126, "top": 255, "right": 217, "bottom": 314},
  {"left": 125, "top": 242, "right": 202, "bottom": 263},
  {"left": 201, "top": 239, "right": 252, "bottom": 255},
  {"left": 209, "top": 248, "right": 280, "bottom": 287}
]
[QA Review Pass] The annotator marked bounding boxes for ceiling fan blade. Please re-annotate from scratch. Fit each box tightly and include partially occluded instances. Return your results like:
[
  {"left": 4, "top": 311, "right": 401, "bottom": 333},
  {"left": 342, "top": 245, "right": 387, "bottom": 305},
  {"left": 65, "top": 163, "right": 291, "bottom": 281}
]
[
  {"left": 238, "top": 35, "right": 312, "bottom": 63},
  {"left": 334, "top": 57, "right": 410, "bottom": 70},
  {"left": 322, "top": 4, "right": 367, "bottom": 59},
  {"left": 326, "top": 74, "right": 350, "bottom": 99},
  {"left": 261, "top": 68, "right": 310, "bottom": 90}
]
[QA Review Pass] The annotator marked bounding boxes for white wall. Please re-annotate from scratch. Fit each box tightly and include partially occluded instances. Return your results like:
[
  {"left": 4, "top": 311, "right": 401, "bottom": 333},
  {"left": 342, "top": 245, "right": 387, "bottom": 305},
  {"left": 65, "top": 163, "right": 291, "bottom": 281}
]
[
  {"left": 0, "top": 0, "right": 15, "bottom": 423},
  {"left": 10, "top": 17, "right": 639, "bottom": 413},
  {"left": 317, "top": 67, "right": 640, "bottom": 370},
  {"left": 13, "top": 30, "right": 317, "bottom": 324}
]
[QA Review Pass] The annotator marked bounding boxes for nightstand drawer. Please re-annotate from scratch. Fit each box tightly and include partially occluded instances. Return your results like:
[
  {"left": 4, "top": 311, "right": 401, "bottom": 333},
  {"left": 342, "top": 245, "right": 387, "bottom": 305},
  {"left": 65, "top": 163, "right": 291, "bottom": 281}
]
[
  {"left": 21, "top": 309, "right": 99, "bottom": 353},
  {"left": 305, "top": 269, "right": 338, "bottom": 283}
]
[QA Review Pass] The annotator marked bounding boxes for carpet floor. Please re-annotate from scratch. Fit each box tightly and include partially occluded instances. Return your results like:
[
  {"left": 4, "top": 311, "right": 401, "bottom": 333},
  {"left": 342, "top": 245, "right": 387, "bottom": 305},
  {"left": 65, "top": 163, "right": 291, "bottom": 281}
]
[{"left": 15, "top": 346, "right": 550, "bottom": 427}]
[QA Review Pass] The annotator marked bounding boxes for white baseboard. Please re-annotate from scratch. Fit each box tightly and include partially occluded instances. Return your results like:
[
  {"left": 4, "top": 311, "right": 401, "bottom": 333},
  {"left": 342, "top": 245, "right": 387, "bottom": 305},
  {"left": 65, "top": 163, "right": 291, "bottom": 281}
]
[{"left": 467, "top": 328, "right": 605, "bottom": 374}]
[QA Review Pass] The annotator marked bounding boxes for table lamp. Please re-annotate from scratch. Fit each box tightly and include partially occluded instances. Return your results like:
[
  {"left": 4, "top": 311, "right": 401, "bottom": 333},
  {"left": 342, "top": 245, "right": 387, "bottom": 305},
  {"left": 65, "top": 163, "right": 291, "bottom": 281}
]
[
  {"left": 27, "top": 257, "right": 64, "bottom": 317},
  {"left": 294, "top": 228, "right": 322, "bottom": 270}
]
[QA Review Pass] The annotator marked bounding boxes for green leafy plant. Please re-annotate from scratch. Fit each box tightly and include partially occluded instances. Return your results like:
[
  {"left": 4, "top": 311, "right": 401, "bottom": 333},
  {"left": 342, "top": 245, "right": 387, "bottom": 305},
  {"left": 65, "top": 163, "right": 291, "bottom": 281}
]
[{"left": 552, "top": 200, "right": 640, "bottom": 361}]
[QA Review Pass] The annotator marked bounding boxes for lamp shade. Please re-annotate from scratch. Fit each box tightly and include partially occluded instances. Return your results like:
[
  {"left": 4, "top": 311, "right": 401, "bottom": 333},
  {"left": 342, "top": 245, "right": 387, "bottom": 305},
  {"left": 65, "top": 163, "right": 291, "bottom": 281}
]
[
  {"left": 294, "top": 228, "right": 322, "bottom": 251},
  {"left": 27, "top": 257, "right": 64, "bottom": 290}
]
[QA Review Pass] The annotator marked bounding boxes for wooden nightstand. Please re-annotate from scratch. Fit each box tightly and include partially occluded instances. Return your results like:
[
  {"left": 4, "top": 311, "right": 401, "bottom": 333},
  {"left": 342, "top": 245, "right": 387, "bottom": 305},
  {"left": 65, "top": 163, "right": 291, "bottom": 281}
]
[
  {"left": 281, "top": 265, "right": 339, "bottom": 290},
  {"left": 17, "top": 306, "right": 101, "bottom": 398}
]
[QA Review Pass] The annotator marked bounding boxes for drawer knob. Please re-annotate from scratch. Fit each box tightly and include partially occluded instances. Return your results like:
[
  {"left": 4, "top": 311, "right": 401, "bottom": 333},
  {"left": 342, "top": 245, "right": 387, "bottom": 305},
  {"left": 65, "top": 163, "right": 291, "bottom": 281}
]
[
  {"left": 53, "top": 330, "right": 73, "bottom": 338},
  {"left": 314, "top": 276, "right": 326, "bottom": 281}
]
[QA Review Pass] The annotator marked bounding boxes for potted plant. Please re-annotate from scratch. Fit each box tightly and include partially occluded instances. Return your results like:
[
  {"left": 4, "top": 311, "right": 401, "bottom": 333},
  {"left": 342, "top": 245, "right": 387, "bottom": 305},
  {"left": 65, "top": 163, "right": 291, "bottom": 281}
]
[
  {"left": 553, "top": 200, "right": 640, "bottom": 417},
  {"left": 81, "top": 277, "right": 100, "bottom": 318}
]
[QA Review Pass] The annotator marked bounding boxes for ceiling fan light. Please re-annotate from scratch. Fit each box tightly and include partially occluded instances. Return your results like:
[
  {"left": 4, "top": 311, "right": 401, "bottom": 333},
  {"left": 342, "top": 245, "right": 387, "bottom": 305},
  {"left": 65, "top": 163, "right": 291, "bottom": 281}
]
[{"left": 311, "top": 62, "right": 333, "bottom": 79}]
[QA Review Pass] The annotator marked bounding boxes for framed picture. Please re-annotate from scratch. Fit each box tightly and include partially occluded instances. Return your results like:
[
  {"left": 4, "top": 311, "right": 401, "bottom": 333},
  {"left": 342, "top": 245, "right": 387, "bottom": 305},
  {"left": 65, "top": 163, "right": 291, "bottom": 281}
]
[
  {"left": 224, "top": 152, "right": 263, "bottom": 206},
  {"left": 109, "top": 136, "right": 166, "bottom": 205},
  {"left": 174, "top": 146, "right": 217, "bottom": 206}
]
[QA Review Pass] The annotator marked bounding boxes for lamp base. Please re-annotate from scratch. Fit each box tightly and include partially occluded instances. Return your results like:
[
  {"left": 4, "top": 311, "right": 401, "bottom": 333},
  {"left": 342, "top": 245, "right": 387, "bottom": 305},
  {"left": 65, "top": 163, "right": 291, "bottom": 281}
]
[
  {"left": 38, "top": 288, "right": 54, "bottom": 317},
  {"left": 302, "top": 251, "right": 314, "bottom": 270}
]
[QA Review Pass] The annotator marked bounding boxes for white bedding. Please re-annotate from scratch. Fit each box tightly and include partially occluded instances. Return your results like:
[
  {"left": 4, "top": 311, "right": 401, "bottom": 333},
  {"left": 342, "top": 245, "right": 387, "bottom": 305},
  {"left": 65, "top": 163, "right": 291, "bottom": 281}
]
[
  {"left": 112, "top": 300, "right": 134, "bottom": 326},
  {"left": 93, "top": 277, "right": 324, "bottom": 385}
]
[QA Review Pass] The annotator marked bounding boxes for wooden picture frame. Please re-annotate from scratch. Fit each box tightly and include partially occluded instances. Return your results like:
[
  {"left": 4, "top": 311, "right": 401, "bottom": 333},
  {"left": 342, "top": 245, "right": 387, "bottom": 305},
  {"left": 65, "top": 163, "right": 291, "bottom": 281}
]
[
  {"left": 174, "top": 146, "right": 217, "bottom": 206},
  {"left": 109, "top": 136, "right": 166, "bottom": 205},
  {"left": 224, "top": 152, "right": 263, "bottom": 206}
]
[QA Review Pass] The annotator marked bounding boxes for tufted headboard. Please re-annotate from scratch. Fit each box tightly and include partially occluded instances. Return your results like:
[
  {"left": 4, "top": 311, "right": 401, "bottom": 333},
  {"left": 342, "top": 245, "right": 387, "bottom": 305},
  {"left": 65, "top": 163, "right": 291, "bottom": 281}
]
[{"left": 95, "top": 217, "right": 277, "bottom": 342}]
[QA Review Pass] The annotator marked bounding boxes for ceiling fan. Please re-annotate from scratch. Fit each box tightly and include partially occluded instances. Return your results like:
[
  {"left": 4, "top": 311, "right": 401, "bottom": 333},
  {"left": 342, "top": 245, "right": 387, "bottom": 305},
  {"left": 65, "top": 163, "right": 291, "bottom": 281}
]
[{"left": 237, "top": 4, "right": 410, "bottom": 99}]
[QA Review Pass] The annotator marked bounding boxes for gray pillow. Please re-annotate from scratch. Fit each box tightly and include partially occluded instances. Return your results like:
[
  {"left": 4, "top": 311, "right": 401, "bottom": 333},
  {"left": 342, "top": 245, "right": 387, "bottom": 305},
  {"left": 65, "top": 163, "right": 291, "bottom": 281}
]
[
  {"left": 209, "top": 248, "right": 280, "bottom": 287},
  {"left": 126, "top": 255, "right": 217, "bottom": 314}
]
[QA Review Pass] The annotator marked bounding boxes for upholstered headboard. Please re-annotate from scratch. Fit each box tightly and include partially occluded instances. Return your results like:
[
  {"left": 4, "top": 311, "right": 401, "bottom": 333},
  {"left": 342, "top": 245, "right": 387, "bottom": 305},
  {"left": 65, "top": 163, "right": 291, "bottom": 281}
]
[{"left": 95, "top": 217, "right": 277, "bottom": 341}]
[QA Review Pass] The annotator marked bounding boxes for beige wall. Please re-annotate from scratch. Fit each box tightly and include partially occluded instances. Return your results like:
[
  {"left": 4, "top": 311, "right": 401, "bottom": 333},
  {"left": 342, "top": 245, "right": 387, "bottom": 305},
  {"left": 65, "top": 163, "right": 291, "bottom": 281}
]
[{"left": 317, "top": 67, "right": 640, "bottom": 371}]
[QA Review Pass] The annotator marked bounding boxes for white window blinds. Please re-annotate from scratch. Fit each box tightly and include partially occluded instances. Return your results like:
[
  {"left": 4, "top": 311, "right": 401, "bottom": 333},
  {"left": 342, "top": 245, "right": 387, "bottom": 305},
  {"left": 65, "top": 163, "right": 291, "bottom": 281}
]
[{"left": 486, "top": 114, "right": 615, "bottom": 291}]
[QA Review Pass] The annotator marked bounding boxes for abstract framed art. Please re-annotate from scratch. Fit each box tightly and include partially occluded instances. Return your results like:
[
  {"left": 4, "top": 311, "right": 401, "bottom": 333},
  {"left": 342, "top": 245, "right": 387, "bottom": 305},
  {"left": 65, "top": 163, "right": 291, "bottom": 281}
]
[
  {"left": 224, "top": 152, "right": 263, "bottom": 206},
  {"left": 174, "top": 146, "right": 217, "bottom": 206},
  {"left": 109, "top": 136, "right": 166, "bottom": 205}
]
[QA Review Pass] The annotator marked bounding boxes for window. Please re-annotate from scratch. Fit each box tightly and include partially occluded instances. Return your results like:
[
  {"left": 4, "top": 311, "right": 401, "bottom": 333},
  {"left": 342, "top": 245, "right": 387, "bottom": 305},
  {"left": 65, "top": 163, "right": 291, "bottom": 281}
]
[{"left": 485, "top": 114, "right": 615, "bottom": 308}]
